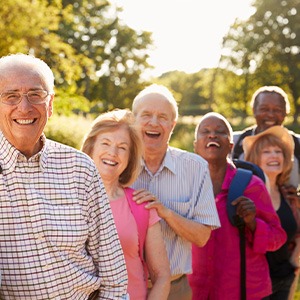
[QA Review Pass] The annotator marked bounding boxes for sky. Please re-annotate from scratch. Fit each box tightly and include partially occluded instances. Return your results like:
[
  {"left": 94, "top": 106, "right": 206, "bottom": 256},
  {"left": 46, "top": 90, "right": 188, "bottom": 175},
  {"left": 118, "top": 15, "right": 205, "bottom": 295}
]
[{"left": 111, "top": 0, "right": 255, "bottom": 77}]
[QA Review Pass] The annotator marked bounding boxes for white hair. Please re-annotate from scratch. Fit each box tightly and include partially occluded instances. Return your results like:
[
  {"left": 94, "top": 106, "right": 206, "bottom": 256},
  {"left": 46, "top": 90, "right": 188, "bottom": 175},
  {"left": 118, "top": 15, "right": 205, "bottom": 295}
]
[
  {"left": 132, "top": 84, "right": 178, "bottom": 121},
  {"left": 0, "top": 53, "right": 55, "bottom": 93}
]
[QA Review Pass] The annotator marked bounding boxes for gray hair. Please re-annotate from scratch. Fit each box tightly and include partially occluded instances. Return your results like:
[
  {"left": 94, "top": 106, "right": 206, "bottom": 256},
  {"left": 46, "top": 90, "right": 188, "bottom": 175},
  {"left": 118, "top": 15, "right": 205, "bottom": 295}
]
[
  {"left": 250, "top": 86, "right": 290, "bottom": 114},
  {"left": 195, "top": 112, "right": 233, "bottom": 143},
  {"left": 132, "top": 84, "right": 178, "bottom": 121},
  {"left": 0, "top": 53, "right": 55, "bottom": 93}
]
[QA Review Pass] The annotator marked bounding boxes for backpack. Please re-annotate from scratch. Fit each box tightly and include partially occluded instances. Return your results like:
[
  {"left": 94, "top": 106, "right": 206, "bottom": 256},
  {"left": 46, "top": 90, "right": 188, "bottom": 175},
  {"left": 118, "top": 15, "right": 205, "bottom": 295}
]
[
  {"left": 227, "top": 159, "right": 265, "bottom": 227},
  {"left": 227, "top": 159, "right": 265, "bottom": 300}
]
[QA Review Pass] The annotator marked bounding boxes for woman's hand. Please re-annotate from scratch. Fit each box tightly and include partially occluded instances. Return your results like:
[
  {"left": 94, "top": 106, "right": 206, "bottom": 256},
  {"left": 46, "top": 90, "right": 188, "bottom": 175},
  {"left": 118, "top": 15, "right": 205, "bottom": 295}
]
[{"left": 232, "top": 196, "right": 257, "bottom": 231}]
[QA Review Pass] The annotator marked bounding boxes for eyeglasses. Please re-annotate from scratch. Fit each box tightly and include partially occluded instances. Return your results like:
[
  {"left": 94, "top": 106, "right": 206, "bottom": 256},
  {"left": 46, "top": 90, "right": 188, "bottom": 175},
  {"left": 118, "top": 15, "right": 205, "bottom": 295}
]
[{"left": 0, "top": 90, "right": 51, "bottom": 105}]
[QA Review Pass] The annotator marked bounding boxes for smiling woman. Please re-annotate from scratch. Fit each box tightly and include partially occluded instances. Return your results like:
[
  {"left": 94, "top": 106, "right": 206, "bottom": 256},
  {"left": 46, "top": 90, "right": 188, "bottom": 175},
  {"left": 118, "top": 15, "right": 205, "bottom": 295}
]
[
  {"left": 243, "top": 126, "right": 300, "bottom": 300},
  {"left": 81, "top": 108, "right": 171, "bottom": 300},
  {"left": 111, "top": 0, "right": 254, "bottom": 77},
  {"left": 189, "top": 112, "right": 286, "bottom": 299}
]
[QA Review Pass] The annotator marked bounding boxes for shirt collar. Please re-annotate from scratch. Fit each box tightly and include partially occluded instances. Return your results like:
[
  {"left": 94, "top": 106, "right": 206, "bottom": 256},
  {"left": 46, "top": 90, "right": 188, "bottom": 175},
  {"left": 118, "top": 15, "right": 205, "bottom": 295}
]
[
  {"left": 142, "top": 147, "right": 177, "bottom": 175},
  {"left": 0, "top": 132, "right": 47, "bottom": 173}
]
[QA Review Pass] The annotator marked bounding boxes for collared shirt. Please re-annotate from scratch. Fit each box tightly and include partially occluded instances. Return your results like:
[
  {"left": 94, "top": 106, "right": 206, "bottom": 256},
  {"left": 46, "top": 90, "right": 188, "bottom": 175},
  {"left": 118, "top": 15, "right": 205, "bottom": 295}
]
[
  {"left": 131, "top": 146, "right": 220, "bottom": 276},
  {"left": 0, "top": 132, "right": 128, "bottom": 299},
  {"left": 188, "top": 163, "right": 287, "bottom": 300}
]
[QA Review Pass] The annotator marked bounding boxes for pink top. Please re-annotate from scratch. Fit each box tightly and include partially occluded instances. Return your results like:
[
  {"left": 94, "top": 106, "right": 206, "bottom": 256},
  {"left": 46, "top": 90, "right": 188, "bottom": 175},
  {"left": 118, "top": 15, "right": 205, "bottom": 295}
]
[
  {"left": 188, "top": 163, "right": 287, "bottom": 300},
  {"left": 110, "top": 195, "right": 160, "bottom": 300}
]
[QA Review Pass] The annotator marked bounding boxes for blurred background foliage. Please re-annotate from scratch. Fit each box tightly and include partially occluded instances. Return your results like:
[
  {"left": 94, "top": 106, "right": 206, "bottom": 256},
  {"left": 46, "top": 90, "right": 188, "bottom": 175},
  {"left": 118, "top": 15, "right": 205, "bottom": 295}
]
[{"left": 1, "top": 0, "right": 299, "bottom": 151}]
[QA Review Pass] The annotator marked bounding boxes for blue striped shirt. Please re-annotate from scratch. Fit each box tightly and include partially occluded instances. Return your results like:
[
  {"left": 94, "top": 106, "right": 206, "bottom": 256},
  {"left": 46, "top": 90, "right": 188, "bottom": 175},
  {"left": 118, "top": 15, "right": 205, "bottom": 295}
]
[{"left": 132, "top": 146, "right": 220, "bottom": 276}]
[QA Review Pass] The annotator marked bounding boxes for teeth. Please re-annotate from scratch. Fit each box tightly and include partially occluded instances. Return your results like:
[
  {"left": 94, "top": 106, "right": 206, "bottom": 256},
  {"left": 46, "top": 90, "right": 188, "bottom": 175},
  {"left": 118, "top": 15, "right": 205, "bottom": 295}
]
[
  {"left": 207, "top": 142, "right": 220, "bottom": 148},
  {"left": 102, "top": 159, "right": 117, "bottom": 166},
  {"left": 146, "top": 131, "right": 160, "bottom": 135},
  {"left": 16, "top": 119, "right": 34, "bottom": 124}
]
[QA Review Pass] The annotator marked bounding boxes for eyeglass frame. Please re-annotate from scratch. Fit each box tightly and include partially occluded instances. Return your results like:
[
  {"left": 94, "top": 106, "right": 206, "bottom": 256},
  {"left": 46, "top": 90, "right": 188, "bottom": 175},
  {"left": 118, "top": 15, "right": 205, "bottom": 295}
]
[{"left": 0, "top": 89, "right": 52, "bottom": 105}]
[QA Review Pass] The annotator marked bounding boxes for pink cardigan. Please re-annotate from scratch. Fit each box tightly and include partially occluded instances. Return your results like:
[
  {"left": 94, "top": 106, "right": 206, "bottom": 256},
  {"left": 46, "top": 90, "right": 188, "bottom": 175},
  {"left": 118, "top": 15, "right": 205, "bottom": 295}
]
[
  {"left": 188, "top": 163, "right": 287, "bottom": 300},
  {"left": 124, "top": 187, "right": 149, "bottom": 278}
]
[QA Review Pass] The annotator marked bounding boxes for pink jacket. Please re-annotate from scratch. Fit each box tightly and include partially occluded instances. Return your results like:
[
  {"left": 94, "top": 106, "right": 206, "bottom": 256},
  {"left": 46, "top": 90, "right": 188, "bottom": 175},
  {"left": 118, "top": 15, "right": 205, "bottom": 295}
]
[
  {"left": 188, "top": 163, "right": 287, "bottom": 300},
  {"left": 124, "top": 187, "right": 149, "bottom": 278}
]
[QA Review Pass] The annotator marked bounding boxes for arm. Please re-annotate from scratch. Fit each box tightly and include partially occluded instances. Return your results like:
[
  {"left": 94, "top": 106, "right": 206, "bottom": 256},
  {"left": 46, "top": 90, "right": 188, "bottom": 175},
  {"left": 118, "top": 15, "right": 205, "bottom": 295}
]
[
  {"left": 133, "top": 189, "right": 211, "bottom": 247},
  {"left": 290, "top": 237, "right": 300, "bottom": 271},
  {"left": 281, "top": 184, "right": 300, "bottom": 208},
  {"left": 281, "top": 185, "right": 300, "bottom": 270},
  {"left": 151, "top": 202, "right": 212, "bottom": 247},
  {"left": 146, "top": 222, "right": 171, "bottom": 300},
  {"left": 242, "top": 178, "right": 287, "bottom": 253}
]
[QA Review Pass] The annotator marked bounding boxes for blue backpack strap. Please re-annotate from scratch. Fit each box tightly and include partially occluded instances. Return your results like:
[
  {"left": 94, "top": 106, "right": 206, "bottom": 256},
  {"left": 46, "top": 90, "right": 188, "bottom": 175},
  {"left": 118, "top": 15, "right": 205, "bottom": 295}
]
[
  {"left": 227, "top": 168, "right": 253, "bottom": 227},
  {"left": 232, "top": 159, "right": 265, "bottom": 183},
  {"left": 227, "top": 168, "right": 253, "bottom": 300}
]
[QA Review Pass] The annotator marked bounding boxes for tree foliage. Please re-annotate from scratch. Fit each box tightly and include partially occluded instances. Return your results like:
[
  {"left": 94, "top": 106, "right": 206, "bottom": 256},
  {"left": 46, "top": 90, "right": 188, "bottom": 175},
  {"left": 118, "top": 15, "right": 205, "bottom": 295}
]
[
  {"left": 57, "top": 0, "right": 153, "bottom": 111},
  {"left": 0, "top": 0, "right": 153, "bottom": 114},
  {"left": 0, "top": 0, "right": 299, "bottom": 131},
  {"left": 221, "top": 0, "right": 300, "bottom": 123}
]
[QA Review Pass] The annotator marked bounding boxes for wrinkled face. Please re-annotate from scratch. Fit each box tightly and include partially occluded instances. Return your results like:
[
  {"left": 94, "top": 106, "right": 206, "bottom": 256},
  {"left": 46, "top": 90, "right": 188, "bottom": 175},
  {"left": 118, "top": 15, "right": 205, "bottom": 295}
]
[
  {"left": 134, "top": 94, "right": 176, "bottom": 153},
  {"left": 194, "top": 116, "right": 232, "bottom": 163},
  {"left": 259, "top": 145, "right": 284, "bottom": 177},
  {"left": 253, "top": 93, "right": 286, "bottom": 133},
  {"left": 0, "top": 67, "right": 53, "bottom": 157},
  {"left": 91, "top": 127, "right": 131, "bottom": 184}
]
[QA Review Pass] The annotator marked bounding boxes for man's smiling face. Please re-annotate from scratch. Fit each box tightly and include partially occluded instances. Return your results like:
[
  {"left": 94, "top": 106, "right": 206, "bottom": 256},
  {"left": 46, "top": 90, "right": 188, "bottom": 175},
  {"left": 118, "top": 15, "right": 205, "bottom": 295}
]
[
  {"left": 253, "top": 92, "right": 286, "bottom": 133},
  {"left": 134, "top": 93, "right": 176, "bottom": 153},
  {"left": 0, "top": 66, "right": 53, "bottom": 157}
]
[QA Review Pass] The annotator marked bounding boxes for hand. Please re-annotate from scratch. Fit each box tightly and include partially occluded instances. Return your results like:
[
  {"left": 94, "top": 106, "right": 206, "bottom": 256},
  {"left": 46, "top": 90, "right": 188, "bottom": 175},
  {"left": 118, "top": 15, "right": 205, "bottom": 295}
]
[
  {"left": 231, "top": 196, "right": 256, "bottom": 231},
  {"left": 280, "top": 184, "right": 300, "bottom": 208},
  {"left": 132, "top": 189, "right": 170, "bottom": 219},
  {"left": 132, "top": 188, "right": 158, "bottom": 204}
]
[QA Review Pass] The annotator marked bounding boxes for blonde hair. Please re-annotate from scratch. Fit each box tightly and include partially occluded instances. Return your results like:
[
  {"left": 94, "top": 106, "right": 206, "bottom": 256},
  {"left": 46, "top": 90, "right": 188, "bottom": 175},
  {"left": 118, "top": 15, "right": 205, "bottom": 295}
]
[
  {"left": 81, "top": 109, "right": 143, "bottom": 187},
  {"left": 245, "top": 134, "right": 292, "bottom": 185}
]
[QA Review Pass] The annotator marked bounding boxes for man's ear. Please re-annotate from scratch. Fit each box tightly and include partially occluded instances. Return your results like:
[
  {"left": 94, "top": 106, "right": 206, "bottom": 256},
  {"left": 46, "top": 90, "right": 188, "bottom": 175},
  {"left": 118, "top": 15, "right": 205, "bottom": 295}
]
[{"left": 48, "top": 94, "right": 54, "bottom": 118}]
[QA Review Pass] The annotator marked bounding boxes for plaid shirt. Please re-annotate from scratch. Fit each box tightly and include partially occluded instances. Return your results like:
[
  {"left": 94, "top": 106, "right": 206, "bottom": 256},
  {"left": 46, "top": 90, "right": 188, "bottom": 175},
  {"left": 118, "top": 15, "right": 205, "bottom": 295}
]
[{"left": 0, "top": 132, "right": 128, "bottom": 299}]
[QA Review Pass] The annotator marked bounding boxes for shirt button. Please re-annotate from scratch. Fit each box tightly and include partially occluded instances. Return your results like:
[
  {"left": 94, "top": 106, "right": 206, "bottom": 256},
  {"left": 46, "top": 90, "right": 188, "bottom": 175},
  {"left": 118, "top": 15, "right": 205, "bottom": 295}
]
[{"left": 36, "top": 233, "right": 43, "bottom": 240}]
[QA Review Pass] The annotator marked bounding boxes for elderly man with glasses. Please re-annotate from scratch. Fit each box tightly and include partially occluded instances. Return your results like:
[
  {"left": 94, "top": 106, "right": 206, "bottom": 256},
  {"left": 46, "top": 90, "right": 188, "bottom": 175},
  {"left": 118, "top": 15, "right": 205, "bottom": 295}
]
[{"left": 0, "top": 53, "right": 128, "bottom": 299}]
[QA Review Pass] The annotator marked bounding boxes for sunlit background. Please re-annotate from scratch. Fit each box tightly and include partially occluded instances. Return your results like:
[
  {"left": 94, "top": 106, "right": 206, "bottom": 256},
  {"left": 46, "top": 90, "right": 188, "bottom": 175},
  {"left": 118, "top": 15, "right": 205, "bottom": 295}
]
[{"left": 111, "top": 0, "right": 255, "bottom": 77}]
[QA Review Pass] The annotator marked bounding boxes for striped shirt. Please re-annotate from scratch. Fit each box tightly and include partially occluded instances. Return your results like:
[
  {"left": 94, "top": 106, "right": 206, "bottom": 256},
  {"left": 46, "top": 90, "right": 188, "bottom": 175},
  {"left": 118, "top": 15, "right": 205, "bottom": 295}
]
[
  {"left": 0, "top": 132, "right": 128, "bottom": 299},
  {"left": 131, "top": 146, "right": 220, "bottom": 276}
]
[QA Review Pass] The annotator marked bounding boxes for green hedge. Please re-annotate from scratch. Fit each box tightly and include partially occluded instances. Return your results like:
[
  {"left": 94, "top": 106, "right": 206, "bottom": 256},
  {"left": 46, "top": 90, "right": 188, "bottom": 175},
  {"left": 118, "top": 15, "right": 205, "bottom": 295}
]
[{"left": 44, "top": 114, "right": 94, "bottom": 150}]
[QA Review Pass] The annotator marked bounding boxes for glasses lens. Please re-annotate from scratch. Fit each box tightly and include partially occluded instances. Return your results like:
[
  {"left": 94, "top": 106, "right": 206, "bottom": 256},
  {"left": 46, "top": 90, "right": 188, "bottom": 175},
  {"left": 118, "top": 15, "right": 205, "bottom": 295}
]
[
  {"left": 1, "top": 92, "right": 20, "bottom": 105},
  {"left": 28, "top": 90, "right": 48, "bottom": 104},
  {"left": 1, "top": 90, "right": 49, "bottom": 105}
]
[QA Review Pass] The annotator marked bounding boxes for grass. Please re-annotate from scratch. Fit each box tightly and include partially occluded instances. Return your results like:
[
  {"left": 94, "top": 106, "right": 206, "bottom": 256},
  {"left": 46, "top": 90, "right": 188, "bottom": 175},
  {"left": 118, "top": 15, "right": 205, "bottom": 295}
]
[{"left": 295, "top": 276, "right": 300, "bottom": 300}]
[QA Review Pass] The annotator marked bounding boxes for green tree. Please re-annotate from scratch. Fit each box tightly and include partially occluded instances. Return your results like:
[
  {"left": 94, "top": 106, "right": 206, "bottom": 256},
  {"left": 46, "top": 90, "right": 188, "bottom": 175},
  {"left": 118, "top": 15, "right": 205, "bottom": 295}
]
[
  {"left": 58, "top": 0, "right": 154, "bottom": 111},
  {"left": 0, "top": 0, "right": 154, "bottom": 115},
  {"left": 0, "top": 0, "right": 88, "bottom": 89},
  {"left": 220, "top": 0, "right": 300, "bottom": 123}
]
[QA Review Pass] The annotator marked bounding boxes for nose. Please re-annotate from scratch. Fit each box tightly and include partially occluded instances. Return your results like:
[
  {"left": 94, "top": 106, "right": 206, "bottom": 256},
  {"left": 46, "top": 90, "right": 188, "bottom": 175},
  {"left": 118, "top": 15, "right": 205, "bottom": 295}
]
[
  {"left": 207, "top": 131, "right": 217, "bottom": 137},
  {"left": 265, "top": 109, "right": 277, "bottom": 116},
  {"left": 17, "top": 94, "right": 32, "bottom": 110},
  {"left": 108, "top": 145, "right": 118, "bottom": 156},
  {"left": 269, "top": 150, "right": 280, "bottom": 157},
  {"left": 148, "top": 115, "right": 159, "bottom": 125}
]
